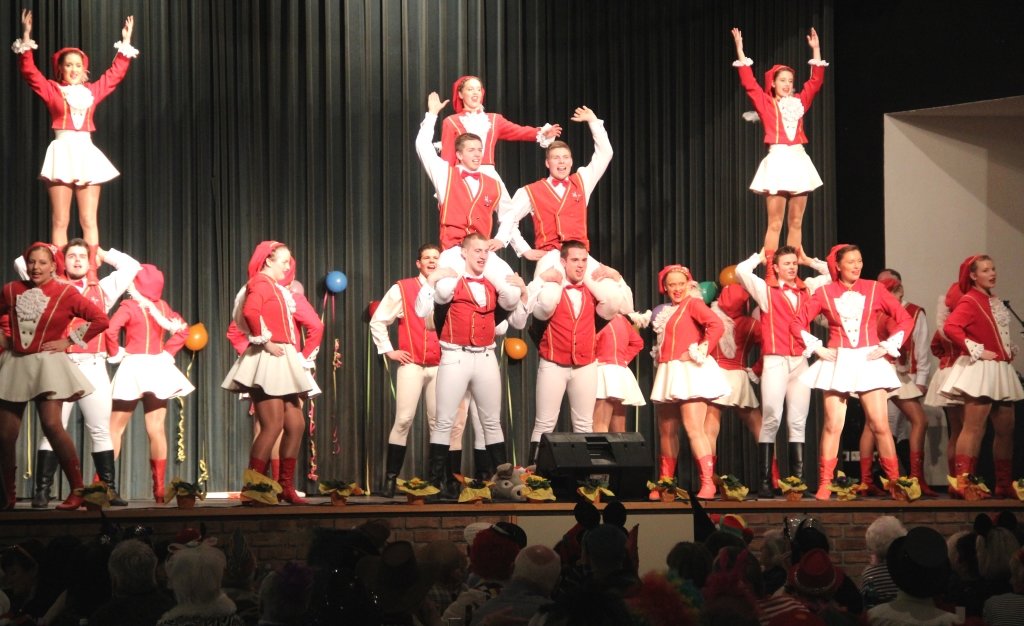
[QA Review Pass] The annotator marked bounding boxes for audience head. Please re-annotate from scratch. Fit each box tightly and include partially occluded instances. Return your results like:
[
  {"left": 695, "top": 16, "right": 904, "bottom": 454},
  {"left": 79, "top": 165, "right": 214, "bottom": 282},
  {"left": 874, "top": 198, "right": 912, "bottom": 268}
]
[
  {"left": 886, "top": 526, "right": 950, "bottom": 599},
  {"left": 582, "top": 524, "right": 628, "bottom": 577},
  {"left": 221, "top": 528, "right": 257, "bottom": 590},
  {"left": 666, "top": 541, "right": 713, "bottom": 588},
  {"left": 512, "top": 545, "right": 561, "bottom": 593},
  {"left": 470, "top": 525, "right": 523, "bottom": 581},
  {"left": 787, "top": 548, "right": 842, "bottom": 600},
  {"left": 355, "top": 541, "right": 438, "bottom": 618},
  {"left": 164, "top": 541, "right": 228, "bottom": 606},
  {"left": 418, "top": 540, "right": 466, "bottom": 587},
  {"left": 259, "top": 562, "right": 314, "bottom": 625},
  {"left": 107, "top": 539, "right": 159, "bottom": 594},
  {"left": 1010, "top": 549, "right": 1024, "bottom": 594},
  {"left": 759, "top": 529, "right": 789, "bottom": 571},
  {"left": 977, "top": 526, "right": 1021, "bottom": 582},
  {"left": 864, "top": 516, "right": 907, "bottom": 565}
]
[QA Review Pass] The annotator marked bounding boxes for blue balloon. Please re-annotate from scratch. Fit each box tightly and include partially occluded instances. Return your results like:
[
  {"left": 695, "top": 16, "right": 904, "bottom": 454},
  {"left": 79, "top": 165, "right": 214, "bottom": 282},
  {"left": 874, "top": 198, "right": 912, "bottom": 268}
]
[{"left": 325, "top": 270, "right": 347, "bottom": 293}]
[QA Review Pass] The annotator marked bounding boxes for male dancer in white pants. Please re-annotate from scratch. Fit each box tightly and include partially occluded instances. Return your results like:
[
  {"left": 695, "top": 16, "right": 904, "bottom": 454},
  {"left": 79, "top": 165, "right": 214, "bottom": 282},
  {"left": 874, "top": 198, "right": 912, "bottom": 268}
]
[
  {"left": 16, "top": 239, "right": 140, "bottom": 507},
  {"left": 525, "top": 241, "right": 628, "bottom": 463},
  {"left": 735, "top": 245, "right": 829, "bottom": 498},
  {"left": 415, "top": 233, "right": 527, "bottom": 498}
]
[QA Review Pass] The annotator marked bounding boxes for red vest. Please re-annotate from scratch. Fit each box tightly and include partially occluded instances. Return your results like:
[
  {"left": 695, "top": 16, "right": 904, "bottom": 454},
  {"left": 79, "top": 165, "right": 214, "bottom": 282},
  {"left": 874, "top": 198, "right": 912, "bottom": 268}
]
[
  {"left": 539, "top": 286, "right": 597, "bottom": 366},
  {"left": 761, "top": 285, "right": 809, "bottom": 357},
  {"left": 438, "top": 168, "right": 500, "bottom": 249},
  {"left": 440, "top": 278, "right": 496, "bottom": 347},
  {"left": 66, "top": 282, "right": 108, "bottom": 354},
  {"left": 396, "top": 278, "right": 441, "bottom": 366},
  {"left": 524, "top": 173, "right": 589, "bottom": 251}
]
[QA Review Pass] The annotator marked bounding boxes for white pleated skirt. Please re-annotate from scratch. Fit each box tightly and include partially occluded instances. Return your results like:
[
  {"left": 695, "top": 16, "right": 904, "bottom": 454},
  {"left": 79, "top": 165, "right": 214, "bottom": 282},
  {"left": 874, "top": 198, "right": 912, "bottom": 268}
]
[
  {"left": 650, "top": 358, "right": 731, "bottom": 403},
  {"left": 222, "top": 344, "right": 313, "bottom": 397},
  {"left": 924, "top": 367, "right": 961, "bottom": 407},
  {"left": 939, "top": 356, "right": 1024, "bottom": 402},
  {"left": 40, "top": 130, "right": 120, "bottom": 185},
  {"left": 800, "top": 346, "right": 900, "bottom": 394},
  {"left": 712, "top": 368, "right": 760, "bottom": 409},
  {"left": 595, "top": 363, "right": 646, "bottom": 406},
  {"left": 887, "top": 371, "right": 923, "bottom": 400},
  {"left": 111, "top": 353, "right": 195, "bottom": 400},
  {"left": 0, "top": 350, "right": 93, "bottom": 403},
  {"left": 749, "top": 144, "right": 823, "bottom": 196}
]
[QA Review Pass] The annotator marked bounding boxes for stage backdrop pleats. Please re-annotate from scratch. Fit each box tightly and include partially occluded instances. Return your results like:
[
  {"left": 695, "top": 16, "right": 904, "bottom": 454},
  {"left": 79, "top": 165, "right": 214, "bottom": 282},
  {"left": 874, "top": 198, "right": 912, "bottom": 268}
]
[{"left": 0, "top": 0, "right": 835, "bottom": 498}]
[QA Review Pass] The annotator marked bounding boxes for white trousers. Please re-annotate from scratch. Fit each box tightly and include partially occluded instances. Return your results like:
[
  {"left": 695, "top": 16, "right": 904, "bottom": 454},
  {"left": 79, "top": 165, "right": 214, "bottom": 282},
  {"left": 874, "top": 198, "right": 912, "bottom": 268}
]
[
  {"left": 41, "top": 355, "right": 113, "bottom": 452},
  {"left": 531, "top": 359, "right": 597, "bottom": 442},
  {"left": 388, "top": 363, "right": 470, "bottom": 450},
  {"left": 430, "top": 348, "right": 504, "bottom": 447},
  {"left": 758, "top": 354, "right": 810, "bottom": 443},
  {"left": 534, "top": 250, "right": 633, "bottom": 314}
]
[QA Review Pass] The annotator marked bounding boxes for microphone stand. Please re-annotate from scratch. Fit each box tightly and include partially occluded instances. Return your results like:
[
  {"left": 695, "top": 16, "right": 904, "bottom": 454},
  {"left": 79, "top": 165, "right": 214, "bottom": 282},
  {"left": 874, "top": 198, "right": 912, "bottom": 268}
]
[{"left": 1004, "top": 300, "right": 1024, "bottom": 337}]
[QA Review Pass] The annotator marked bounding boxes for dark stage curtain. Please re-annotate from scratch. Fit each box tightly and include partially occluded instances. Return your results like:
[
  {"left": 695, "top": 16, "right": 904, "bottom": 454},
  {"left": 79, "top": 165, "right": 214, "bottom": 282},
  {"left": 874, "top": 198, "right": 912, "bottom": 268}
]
[{"left": 0, "top": 0, "right": 835, "bottom": 498}]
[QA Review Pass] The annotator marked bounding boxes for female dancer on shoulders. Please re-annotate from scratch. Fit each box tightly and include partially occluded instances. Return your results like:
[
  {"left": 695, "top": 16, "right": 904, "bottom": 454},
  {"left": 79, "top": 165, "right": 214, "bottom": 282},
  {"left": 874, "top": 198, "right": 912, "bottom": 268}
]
[
  {"left": 790, "top": 244, "right": 912, "bottom": 500},
  {"left": 439, "top": 75, "right": 562, "bottom": 196},
  {"left": 222, "top": 242, "right": 314, "bottom": 505},
  {"left": 649, "top": 266, "right": 730, "bottom": 500},
  {"left": 104, "top": 264, "right": 193, "bottom": 502},
  {"left": 730, "top": 26, "right": 827, "bottom": 282},
  {"left": 13, "top": 9, "right": 138, "bottom": 281},
  {"left": 940, "top": 255, "right": 1022, "bottom": 498},
  {"left": 0, "top": 243, "right": 109, "bottom": 510}
]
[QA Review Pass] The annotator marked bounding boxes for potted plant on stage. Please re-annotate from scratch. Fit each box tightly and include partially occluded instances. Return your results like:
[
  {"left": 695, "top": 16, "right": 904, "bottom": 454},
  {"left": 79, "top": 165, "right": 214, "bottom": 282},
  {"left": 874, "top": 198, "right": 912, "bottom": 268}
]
[
  {"left": 881, "top": 475, "right": 922, "bottom": 502},
  {"left": 522, "top": 474, "right": 557, "bottom": 502},
  {"left": 715, "top": 474, "right": 749, "bottom": 502},
  {"left": 830, "top": 471, "right": 861, "bottom": 501},
  {"left": 240, "top": 468, "right": 283, "bottom": 506},
  {"left": 778, "top": 475, "right": 808, "bottom": 501},
  {"left": 454, "top": 474, "right": 493, "bottom": 505},
  {"left": 75, "top": 481, "right": 112, "bottom": 511},
  {"left": 576, "top": 478, "right": 614, "bottom": 504},
  {"left": 646, "top": 476, "right": 690, "bottom": 503},
  {"left": 396, "top": 477, "right": 439, "bottom": 505},
  {"left": 164, "top": 477, "right": 206, "bottom": 509},
  {"left": 318, "top": 480, "right": 364, "bottom": 506}
]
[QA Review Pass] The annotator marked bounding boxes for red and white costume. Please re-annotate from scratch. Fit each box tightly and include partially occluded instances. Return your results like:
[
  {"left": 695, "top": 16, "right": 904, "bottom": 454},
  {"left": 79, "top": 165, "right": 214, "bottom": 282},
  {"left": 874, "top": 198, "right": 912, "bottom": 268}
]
[
  {"left": 222, "top": 245, "right": 317, "bottom": 398},
  {"left": 13, "top": 38, "right": 138, "bottom": 185},
  {"left": 14, "top": 248, "right": 139, "bottom": 453},
  {"left": 415, "top": 273, "right": 526, "bottom": 447},
  {"left": 0, "top": 278, "right": 109, "bottom": 403},
  {"left": 734, "top": 58, "right": 827, "bottom": 195},
  {"left": 924, "top": 284, "right": 964, "bottom": 408},
  {"left": 940, "top": 287, "right": 1023, "bottom": 402},
  {"left": 526, "top": 277, "right": 620, "bottom": 442},
  {"left": 735, "top": 251, "right": 830, "bottom": 443},
  {"left": 495, "top": 118, "right": 632, "bottom": 313},
  {"left": 792, "top": 280, "right": 912, "bottom": 394},
  {"left": 105, "top": 264, "right": 194, "bottom": 401},
  {"left": 709, "top": 286, "right": 762, "bottom": 409},
  {"left": 649, "top": 296, "right": 730, "bottom": 403},
  {"left": 595, "top": 314, "right": 646, "bottom": 407},
  {"left": 415, "top": 112, "right": 524, "bottom": 302}
]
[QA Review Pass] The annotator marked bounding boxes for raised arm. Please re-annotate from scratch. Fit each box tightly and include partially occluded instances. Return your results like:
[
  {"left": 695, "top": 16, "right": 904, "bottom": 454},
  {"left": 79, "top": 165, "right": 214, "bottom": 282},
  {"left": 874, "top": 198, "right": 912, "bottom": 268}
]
[
  {"left": 414, "top": 93, "right": 452, "bottom": 198},
  {"left": 735, "top": 251, "right": 770, "bottom": 310},
  {"left": 807, "top": 27, "right": 821, "bottom": 63},
  {"left": 573, "top": 106, "right": 613, "bottom": 199},
  {"left": 730, "top": 27, "right": 749, "bottom": 64}
]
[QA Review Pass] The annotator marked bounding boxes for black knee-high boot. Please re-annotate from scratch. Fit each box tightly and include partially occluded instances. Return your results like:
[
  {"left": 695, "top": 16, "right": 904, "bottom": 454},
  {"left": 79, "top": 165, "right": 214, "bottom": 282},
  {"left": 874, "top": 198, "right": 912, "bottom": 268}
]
[
  {"left": 448, "top": 450, "right": 463, "bottom": 479},
  {"left": 32, "top": 450, "right": 59, "bottom": 509},
  {"left": 528, "top": 442, "right": 539, "bottom": 467},
  {"left": 473, "top": 448, "right": 493, "bottom": 481},
  {"left": 486, "top": 442, "right": 508, "bottom": 469},
  {"left": 788, "top": 442, "right": 805, "bottom": 481},
  {"left": 428, "top": 443, "right": 456, "bottom": 500},
  {"left": 92, "top": 450, "right": 128, "bottom": 506},
  {"left": 382, "top": 444, "right": 406, "bottom": 498}
]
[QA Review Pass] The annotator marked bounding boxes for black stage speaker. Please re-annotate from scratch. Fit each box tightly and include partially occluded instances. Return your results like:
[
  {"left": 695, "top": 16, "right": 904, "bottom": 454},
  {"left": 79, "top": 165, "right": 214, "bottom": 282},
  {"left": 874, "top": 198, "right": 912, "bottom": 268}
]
[{"left": 536, "top": 433, "right": 653, "bottom": 501}]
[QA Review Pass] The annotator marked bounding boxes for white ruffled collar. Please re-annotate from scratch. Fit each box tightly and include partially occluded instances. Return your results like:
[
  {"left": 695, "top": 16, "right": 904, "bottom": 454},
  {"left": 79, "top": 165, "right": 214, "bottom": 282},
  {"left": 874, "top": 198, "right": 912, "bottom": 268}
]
[
  {"left": 59, "top": 83, "right": 94, "bottom": 130},
  {"left": 459, "top": 109, "right": 492, "bottom": 144},
  {"left": 990, "top": 297, "right": 1013, "bottom": 354},
  {"left": 833, "top": 290, "right": 866, "bottom": 347},
  {"left": 776, "top": 96, "right": 804, "bottom": 141}
]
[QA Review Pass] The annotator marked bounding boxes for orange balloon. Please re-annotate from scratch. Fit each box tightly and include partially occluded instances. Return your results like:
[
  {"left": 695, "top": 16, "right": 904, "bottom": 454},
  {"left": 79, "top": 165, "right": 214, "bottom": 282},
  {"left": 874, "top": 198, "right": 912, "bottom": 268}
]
[
  {"left": 719, "top": 264, "right": 738, "bottom": 286},
  {"left": 185, "top": 323, "right": 209, "bottom": 351},
  {"left": 503, "top": 337, "right": 528, "bottom": 360}
]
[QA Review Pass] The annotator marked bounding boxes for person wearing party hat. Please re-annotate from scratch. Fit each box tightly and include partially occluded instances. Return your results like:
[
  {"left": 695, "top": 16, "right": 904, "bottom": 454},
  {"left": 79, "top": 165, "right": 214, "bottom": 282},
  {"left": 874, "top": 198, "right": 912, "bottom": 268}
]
[
  {"left": 730, "top": 26, "right": 827, "bottom": 284},
  {"left": 791, "top": 244, "right": 913, "bottom": 500},
  {"left": 105, "top": 263, "right": 194, "bottom": 502},
  {"left": 940, "top": 254, "right": 1022, "bottom": 498},
  {"left": 0, "top": 242, "right": 109, "bottom": 510},
  {"left": 12, "top": 9, "right": 138, "bottom": 282}
]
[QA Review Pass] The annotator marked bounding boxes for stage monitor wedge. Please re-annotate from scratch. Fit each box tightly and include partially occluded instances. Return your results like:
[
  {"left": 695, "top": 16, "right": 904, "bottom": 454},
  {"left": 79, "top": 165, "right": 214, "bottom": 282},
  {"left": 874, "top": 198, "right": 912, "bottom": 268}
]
[{"left": 536, "top": 433, "right": 653, "bottom": 501}]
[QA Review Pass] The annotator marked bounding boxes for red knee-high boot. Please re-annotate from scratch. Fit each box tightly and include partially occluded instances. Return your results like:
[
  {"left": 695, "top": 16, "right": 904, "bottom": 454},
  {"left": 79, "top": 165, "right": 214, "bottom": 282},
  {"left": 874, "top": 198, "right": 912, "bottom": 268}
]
[
  {"left": 278, "top": 458, "right": 308, "bottom": 505},
  {"left": 765, "top": 250, "right": 778, "bottom": 287},
  {"left": 860, "top": 453, "right": 886, "bottom": 496},
  {"left": 771, "top": 456, "right": 781, "bottom": 489},
  {"left": 815, "top": 457, "right": 838, "bottom": 500},
  {"left": 150, "top": 459, "right": 166, "bottom": 502},
  {"left": 695, "top": 455, "right": 716, "bottom": 500},
  {"left": 910, "top": 451, "right": 939, "bottom": 497},
  {"left": 948, "top": 454, "right": 976, "bottom": 499},
  {"left": 86, "top": 244, "right": 101, "bottom": 285},
  {"left": 55, "top": 455, "right": 86, "bottom": 511},
  {"left": 650, "top": 456, "right": 677, "bottom": 500},
  {"left": 270, "top": 458, "right": 281, "bottom": 482},
  {"left": 879, "top": 456, "right": 901, "bottom": 499},
  {"left": 993, "top": 459, "right": 1015, "bottom": 499},
  {"left": 1, "top": 464, "right": 16, "bottom": 510}
]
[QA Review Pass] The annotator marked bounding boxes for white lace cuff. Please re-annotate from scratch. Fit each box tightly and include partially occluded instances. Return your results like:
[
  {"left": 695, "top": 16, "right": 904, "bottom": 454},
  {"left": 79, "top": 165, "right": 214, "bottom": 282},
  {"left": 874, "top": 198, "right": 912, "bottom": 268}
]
[
  {"left": 1012, "top": 344, "right": 1020, "bottom": 358},
  {"left": 688, "top": 342, "right": 707, "bottom": 365},
  {"left": 879, "top": 330, "right": 904, "bottom": 359},
  {"left": 627, "top": 310, "right": 652, "bottom": 329},
  {"left": 68, "top": 324, "right": 90, "bottom": 349},
  {"left": 432, "top": 141, "right": 442, "bottom": 154},
  {"left": 741, "top": 111, "right": 760, "bottom": 123},
  {"left": 536, "top": 124, "right": 555, "bottom": 148},
  {"left": 113, "top": 41, "right": 139, "bottom": 58},
  {"left": 11, "top": 39, "right": 37, "bottom": 54},
  {"left": 808, "top": 59, "right": 829, "bottom": 67},
  {"left": 732, "top": 58, "right": 753, "bottom": 67},
  {"left": 107, "top": 350, "right": 125, "bottom": 364},
  {"left": 303, "top": 346, "right": 320, "bottom": 368},
  {"left": 965, "top": 338, "right": 984, "bottom": 362},
  {"left": 248, "top": 329, "right": 272, "bottom": 345},
  {"left": 650, "top": 346, "right": 660, "bottom": 362},
  {"left": 801, "top": 330, "right": 822, "bottom": 358}
]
